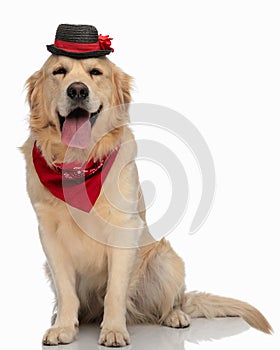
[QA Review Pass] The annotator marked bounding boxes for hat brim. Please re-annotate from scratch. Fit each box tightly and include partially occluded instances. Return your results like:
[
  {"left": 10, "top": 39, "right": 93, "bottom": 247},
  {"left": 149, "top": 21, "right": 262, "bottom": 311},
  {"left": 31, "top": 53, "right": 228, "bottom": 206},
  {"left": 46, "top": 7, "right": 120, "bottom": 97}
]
[{"left": 46, "top": 45, "right": 112, "bottom": 59}]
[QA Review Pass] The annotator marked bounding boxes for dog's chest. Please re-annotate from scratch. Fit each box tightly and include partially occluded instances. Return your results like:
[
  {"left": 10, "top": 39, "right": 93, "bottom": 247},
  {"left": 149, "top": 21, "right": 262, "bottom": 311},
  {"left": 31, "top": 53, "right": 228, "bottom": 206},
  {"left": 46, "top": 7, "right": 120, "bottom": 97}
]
[{"left": 58, "top": 218, "right": 108, "bottom": 276}]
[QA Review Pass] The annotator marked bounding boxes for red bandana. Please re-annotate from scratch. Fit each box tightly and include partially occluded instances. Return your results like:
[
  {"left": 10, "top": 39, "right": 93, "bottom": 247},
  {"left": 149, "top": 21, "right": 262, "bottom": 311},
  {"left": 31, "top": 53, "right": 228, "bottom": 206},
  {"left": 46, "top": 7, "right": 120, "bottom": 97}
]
[{"left": 32, "top": 143, "right": 119, "bottom": 212}]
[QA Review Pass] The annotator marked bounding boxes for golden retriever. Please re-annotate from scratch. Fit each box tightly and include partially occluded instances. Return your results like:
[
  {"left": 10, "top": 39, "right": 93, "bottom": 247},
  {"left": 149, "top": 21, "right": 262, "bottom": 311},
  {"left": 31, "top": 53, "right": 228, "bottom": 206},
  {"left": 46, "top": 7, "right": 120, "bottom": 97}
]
[{"left": 21, "top": 54, "right": 272, "bottom": 347}]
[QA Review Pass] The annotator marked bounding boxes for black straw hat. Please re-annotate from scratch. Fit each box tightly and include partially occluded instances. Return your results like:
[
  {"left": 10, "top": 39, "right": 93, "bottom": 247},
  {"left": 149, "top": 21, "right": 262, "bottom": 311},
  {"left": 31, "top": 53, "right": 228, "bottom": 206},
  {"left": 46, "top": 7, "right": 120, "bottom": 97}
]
[{"left": 47, "top": 24, "right": 114, "bottom": 59}]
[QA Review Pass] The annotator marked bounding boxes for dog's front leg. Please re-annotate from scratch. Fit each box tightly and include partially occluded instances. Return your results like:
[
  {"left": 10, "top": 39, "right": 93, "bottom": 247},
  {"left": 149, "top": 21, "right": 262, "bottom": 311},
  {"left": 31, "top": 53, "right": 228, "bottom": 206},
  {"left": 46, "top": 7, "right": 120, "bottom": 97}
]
[
  {"left": 38, "top": 221, "right": 80, "bottom": 345},
  {"left": 99, "top": 247, "right": 136, "bottom": 347},
  {"left": 99, "top": 214, "right": 142, "bottom": 347}
]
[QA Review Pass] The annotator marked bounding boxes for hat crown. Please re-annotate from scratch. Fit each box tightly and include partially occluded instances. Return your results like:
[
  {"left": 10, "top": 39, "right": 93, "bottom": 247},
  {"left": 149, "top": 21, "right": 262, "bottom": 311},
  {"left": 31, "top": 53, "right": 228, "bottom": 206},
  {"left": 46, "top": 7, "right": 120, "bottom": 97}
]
[
  {"left": 55, "top": 24, "right": 99, "bottom": 43},
  {"left": 47, "top": 23, "right": 113, "bottom": 58}
]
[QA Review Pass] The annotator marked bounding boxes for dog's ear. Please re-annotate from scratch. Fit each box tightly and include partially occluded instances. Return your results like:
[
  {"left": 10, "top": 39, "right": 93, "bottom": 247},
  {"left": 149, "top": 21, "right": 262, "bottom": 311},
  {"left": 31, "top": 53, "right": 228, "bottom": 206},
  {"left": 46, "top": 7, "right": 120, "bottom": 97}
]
[
  {"left": 26, "top": 69, "right": 50, "bottom": 132},
  {"left": 112, "top": 65, "right": 132, "bottom": 108},
  {"left": 26, "top": 70, "right": 43, "bottom": 110}
]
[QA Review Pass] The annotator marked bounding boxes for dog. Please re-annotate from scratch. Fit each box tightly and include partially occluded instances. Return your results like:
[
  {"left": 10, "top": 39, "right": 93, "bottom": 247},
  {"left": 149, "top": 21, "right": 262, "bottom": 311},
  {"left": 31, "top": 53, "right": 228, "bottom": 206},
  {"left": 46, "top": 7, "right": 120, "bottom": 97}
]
[{"left": 21, "top": 25, "right": 272, "bottom": 347}]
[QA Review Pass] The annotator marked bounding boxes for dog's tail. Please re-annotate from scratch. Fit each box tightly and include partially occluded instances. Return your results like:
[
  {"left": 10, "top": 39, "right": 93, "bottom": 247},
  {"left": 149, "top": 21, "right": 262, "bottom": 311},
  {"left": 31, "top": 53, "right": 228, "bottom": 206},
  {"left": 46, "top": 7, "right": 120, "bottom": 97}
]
[{"left": 182, "top": 291, "right": 272, "bottom": 334}]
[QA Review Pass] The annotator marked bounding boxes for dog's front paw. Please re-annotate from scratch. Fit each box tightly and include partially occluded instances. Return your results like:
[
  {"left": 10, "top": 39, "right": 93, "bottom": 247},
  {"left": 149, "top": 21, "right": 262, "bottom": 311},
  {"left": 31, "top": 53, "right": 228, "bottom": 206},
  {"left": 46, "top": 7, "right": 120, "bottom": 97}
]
[
  {"left": 43, "top": 326, "right": 78, "bottom": 345},
  {"left": 99, "top": 327, "right": 130, "bottom": 347},
  {"left": 163, "top": 309, "right": 191, "bottom": 328}
]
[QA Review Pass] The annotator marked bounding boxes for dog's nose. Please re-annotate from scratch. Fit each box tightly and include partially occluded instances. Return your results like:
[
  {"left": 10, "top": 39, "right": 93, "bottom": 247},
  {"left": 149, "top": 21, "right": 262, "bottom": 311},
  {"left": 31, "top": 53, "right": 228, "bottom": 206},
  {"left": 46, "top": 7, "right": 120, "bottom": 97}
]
[{"left": 67, "top": 82, "right": 89, "bottom": 100}]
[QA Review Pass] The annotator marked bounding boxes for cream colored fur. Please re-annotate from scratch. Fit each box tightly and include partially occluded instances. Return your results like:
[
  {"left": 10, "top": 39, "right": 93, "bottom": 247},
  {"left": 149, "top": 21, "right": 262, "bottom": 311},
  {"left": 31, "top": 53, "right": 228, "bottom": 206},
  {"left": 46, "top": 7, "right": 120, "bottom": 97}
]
[{"left": 22, "top": 55, "right": 272, "bottom": 347}]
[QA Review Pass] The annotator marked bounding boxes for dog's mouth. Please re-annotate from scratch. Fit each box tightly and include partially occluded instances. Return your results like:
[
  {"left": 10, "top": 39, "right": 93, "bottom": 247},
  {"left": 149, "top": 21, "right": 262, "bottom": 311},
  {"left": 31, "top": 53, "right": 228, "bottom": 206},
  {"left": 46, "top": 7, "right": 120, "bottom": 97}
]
[{"left": 58, "top": 105, "right": 102, "bottom": 149}]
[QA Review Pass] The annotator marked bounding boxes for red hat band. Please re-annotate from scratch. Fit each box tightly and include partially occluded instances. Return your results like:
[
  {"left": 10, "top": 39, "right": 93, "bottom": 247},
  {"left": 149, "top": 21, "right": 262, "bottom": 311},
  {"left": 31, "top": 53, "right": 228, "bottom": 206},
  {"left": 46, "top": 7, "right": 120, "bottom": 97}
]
[{"left": 54, "top": 35, "right": 114, "bottom": 53}]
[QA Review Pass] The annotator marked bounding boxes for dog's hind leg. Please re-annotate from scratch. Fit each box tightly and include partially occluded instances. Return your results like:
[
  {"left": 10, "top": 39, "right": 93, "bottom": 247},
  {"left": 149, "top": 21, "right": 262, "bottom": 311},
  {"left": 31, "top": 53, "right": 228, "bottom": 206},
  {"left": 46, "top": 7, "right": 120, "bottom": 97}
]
[{"left": 127, "top": 239, "right": 191, "bottom": 328}]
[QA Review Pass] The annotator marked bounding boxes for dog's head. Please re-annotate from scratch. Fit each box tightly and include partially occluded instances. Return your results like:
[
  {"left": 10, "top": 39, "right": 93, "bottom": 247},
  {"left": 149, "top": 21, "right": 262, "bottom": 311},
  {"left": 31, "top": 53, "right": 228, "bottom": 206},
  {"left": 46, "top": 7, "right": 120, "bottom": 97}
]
[{"left": 26, "top": 55, "right": 132, "bottom": 161}]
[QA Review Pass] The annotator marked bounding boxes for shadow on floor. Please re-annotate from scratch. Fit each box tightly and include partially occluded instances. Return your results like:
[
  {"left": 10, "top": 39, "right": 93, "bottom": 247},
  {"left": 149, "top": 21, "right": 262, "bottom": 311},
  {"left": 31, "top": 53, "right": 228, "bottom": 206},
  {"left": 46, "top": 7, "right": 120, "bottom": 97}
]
[{"left": 42, "top": 317, "right": 249, "bottom": 350}]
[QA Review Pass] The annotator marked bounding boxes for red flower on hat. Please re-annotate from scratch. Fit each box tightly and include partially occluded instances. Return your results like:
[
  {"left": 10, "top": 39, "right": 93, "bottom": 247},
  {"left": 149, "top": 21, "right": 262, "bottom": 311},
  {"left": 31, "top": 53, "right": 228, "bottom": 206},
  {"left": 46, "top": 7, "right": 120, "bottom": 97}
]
[{"left": 98, "top": 35, "right": 114, "bottom": 52}]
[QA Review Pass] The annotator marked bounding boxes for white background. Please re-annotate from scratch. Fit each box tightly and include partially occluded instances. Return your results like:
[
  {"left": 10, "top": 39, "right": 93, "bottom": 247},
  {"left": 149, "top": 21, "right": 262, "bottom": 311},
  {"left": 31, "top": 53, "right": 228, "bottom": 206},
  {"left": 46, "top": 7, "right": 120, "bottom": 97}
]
[{"left": 1, "top": 0, "right": 279, "bottom": 349}]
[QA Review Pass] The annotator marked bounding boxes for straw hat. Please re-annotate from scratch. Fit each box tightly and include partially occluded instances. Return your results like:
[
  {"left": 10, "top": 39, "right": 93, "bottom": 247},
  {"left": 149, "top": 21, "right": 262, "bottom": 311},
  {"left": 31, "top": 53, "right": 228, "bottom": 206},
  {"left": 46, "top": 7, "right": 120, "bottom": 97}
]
[{"left": 47, "top": 24, "right": 114, "bottom": 59}]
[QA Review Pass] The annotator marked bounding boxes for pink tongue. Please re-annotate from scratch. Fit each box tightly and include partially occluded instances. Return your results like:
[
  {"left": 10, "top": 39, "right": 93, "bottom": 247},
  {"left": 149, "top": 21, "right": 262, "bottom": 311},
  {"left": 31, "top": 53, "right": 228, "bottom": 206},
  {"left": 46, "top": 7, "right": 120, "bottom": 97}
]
[{"left": 61, "top": 110, "right": 91, "bottom": 149}]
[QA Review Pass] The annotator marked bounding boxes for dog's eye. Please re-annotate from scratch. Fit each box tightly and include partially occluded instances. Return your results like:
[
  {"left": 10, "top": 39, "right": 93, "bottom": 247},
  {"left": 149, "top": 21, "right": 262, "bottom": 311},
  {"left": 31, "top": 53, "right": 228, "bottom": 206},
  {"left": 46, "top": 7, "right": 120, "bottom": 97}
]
[
  {"left": 90, "top": 69, "right": 102, "bottom": 76},
  {"left": 53, "top": 68, "right": 67, "bottom": 76}
]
